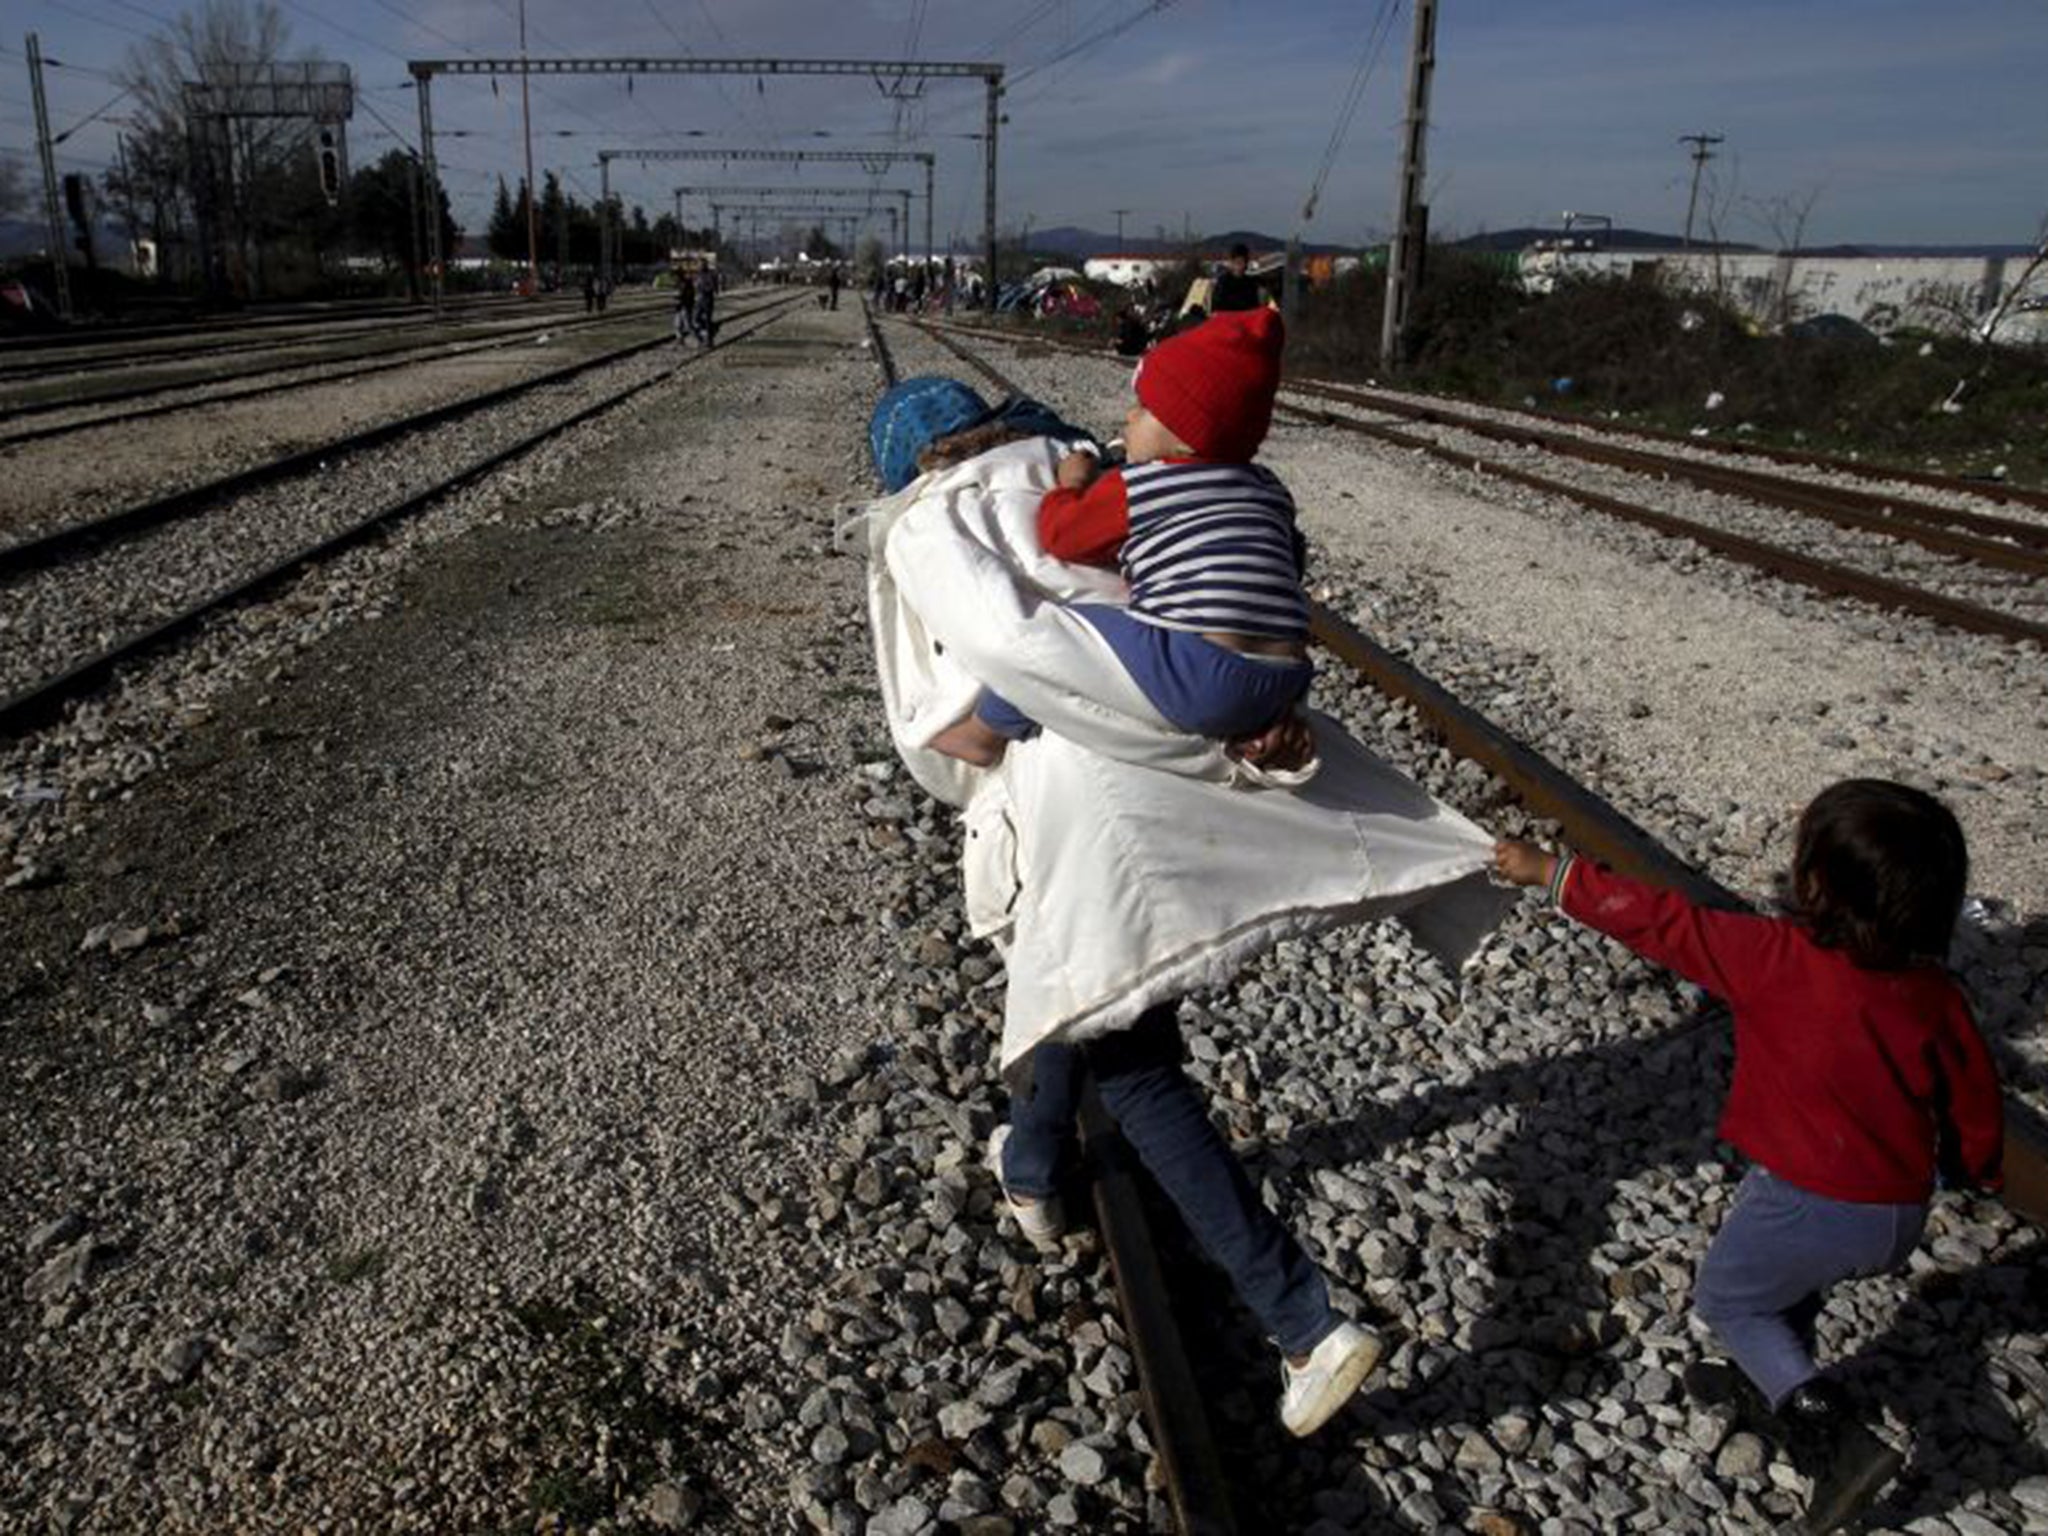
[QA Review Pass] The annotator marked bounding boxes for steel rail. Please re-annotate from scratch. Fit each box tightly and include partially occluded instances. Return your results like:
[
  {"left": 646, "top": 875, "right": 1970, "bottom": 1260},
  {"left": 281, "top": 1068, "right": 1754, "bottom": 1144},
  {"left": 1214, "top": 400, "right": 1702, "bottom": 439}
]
[
  {"left": 1308, "top": 600, "right": 2048, "bottom": 1228},
  {"left": 862, "top": 301, "right": 1240, "bottom": 1536},
  {"left": 1285, "top": 378, "right": 2048, "bottom": 565},
  {"left": 1379, "top": 379, "right": 2048, "bottom": 516},
  {"left": 1284, "top": 401, "right": 2048, "bottom": 648},
  {"left": 0, "top": 301, "right": 673, "bottom": 444},
  {"left": 0, "top": 292, "right": 811, "bottom": 743},
  {"left": 0, "top": 290, "right": 538, "bottom": 358},
  {"left": 917, "top": 318, "right": 2048, "bottom": 647},
  {"left": 907, "top": 313, "right": 2048, "bottom": 1233},
  {"left": 0, "top": 294, "right": 594, "bottom": 384},
  {"left": 0, "top": 292, "right": 796, "bottom": 580}
]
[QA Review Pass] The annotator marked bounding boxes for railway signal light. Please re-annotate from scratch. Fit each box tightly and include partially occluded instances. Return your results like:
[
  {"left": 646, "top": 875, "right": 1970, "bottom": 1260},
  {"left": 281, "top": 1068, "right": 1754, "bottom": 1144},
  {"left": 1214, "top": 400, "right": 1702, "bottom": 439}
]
[{"left": 316, "top": 126, "right": 343, "bottom": 206}]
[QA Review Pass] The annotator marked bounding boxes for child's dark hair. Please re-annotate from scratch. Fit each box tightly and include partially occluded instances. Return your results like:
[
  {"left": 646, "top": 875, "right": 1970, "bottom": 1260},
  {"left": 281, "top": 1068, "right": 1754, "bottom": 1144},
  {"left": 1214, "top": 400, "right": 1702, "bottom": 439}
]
[{"left": 1791, "top": 778, "right": 1967, "bottom": 969}]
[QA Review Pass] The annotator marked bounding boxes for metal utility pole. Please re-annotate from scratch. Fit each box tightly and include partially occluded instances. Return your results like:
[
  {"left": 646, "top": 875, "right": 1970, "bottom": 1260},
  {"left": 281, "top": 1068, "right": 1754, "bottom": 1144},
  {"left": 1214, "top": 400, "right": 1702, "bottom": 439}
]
[
  {"left": 416, "top": 72, "right": 443, "bottom": 311},
  {"left": 405, "top": 150, "right": 424, "bottom": 301},
  {"left": 1678, "top": 132, "right": 1723, "bottom": 250},
  {"left": 675, "top": 183, "right": 912, "bottom": 260},
  {"left": 983, "top": 76, "right": 999, "bottom": 307},
  {"left": 1379, "top": 0, "right": 1437, "bottom": 369},
  {"left": 599, "top": 153, "right": 612, "bottom": 286},
  {"left": 518, "top": 0, "right": 540, "bottom": 294},
  {"left": 409, "top": 56, "right": 1002, "bottom": 305},
  {"left": 25, "top": 33, "right": 74, "bottom": 322},
  {"left": 595, "top": 148, "right": 933, "bottom": 290},
  {"left": 1112, "top": 207, "right": 1130, "bottom": 249}
]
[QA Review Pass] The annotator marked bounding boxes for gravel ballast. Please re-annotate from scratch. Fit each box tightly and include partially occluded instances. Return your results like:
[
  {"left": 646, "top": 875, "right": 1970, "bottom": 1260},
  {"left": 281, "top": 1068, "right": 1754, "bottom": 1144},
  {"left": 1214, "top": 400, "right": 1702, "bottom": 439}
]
[{"left": 1, "top": 303, "right": 2041, "bottom": 1535}]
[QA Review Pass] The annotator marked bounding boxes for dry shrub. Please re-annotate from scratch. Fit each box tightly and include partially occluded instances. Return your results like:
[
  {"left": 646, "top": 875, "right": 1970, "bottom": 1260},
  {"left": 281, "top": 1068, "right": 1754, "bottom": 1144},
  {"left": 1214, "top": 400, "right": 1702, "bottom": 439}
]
[{"left": 1284, "top": 250, "right": 2048, "bottom": 483}]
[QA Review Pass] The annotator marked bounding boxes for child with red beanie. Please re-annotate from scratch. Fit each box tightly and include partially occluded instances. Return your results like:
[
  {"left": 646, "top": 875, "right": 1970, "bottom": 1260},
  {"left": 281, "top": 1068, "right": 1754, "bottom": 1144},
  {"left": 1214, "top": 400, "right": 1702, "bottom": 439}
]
[{"left": 931, "top": 308, "right": 1313, "bottom": 769}]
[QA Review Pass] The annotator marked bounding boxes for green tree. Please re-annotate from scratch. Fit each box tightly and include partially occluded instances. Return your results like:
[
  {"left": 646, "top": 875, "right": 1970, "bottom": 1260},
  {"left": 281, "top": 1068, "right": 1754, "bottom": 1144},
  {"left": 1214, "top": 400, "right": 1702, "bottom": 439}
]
[
  {"left": 487, "top": 176, "right": 527, "bottom": 261},
  {"left": 345, "top": 150, "right": 456, "bottom": 298},
  {"left": 116, "top": 0, "right": 331, "bottom": 297}
]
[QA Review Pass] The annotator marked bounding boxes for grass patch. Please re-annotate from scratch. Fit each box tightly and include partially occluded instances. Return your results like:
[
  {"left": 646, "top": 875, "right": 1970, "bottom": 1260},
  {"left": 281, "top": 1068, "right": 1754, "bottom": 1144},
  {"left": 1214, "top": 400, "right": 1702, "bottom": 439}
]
[
  {"left": 503, "top": 1285, "right": 708, "bottom": 1527},
  {"left": 529, "top": 1470, "right": 609, "bottom": 1521},
  {"left": 326, "top": 1246, "right": 388, "bottom": 1285}
]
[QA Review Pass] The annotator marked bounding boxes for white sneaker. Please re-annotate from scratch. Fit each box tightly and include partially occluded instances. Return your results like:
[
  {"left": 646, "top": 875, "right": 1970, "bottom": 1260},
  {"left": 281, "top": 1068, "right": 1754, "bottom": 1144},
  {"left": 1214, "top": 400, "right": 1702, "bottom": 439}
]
[
  {"left": 1280, "top": 1320, "right": 1382, "bottom": 1437},
  {"left": 986, "top": 1126, "right": 1066, "bottom": 1251}
]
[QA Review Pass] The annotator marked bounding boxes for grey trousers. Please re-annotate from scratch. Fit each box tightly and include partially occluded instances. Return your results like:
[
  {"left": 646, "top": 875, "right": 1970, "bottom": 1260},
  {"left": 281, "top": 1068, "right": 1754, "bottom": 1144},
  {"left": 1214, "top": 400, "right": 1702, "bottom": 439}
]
[{"left": 1693, "top": 1165, "right": 1926, "bottom": 1405}]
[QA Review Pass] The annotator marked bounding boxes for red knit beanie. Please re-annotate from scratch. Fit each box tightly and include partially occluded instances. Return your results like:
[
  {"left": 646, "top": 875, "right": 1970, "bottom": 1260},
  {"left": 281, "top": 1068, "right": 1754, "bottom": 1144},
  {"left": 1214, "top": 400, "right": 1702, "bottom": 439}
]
[{"left": 1134, "top": 308, "right": 1284, "bottom": 461}]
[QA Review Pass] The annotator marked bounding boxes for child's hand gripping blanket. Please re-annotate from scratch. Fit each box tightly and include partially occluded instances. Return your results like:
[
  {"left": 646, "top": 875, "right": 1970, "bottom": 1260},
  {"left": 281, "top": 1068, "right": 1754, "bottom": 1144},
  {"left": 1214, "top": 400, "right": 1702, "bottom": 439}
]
[{"left": 846, "top": 437, "right": 1508, "bottom": 1067}]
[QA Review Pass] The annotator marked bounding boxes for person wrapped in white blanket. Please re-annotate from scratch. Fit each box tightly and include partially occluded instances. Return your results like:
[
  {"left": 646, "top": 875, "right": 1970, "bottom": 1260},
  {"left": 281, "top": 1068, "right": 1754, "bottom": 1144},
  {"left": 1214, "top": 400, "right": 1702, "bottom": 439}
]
[{"left": 854, "top": 326, "right": 1503, "bottom": 1438}]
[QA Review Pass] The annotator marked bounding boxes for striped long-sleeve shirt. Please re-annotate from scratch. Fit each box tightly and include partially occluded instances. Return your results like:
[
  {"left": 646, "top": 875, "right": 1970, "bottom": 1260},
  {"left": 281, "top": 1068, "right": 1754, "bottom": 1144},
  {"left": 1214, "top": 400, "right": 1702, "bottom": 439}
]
[{"left": 1038, "top": 458, "right": 1309, "bottom": 640}]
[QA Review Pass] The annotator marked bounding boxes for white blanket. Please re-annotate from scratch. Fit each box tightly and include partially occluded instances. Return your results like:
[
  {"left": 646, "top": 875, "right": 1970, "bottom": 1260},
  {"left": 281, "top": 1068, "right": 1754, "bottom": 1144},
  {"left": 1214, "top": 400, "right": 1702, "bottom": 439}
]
[{"left": 848, "top": 438, "right": 1505, "bottom": 1066}]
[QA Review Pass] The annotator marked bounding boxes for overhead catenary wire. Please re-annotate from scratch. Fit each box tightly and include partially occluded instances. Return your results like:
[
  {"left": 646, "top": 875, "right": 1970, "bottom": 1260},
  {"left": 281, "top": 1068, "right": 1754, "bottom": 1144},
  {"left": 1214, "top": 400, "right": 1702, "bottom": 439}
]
[
  {"left": 1300, "top": 0, "right": 1402, "bottom": 226},
  {"left": 1006, "top": 0, "right": 1180, "bottom": 88}
]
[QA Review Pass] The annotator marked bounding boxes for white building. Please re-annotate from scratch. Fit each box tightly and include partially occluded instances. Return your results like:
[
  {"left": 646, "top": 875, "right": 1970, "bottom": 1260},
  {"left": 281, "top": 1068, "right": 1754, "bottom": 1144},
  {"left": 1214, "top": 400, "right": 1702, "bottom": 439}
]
[
  {"left": 1519, "top": 245, "right": 2047, "bottom": 339},
  {"left": 1082, "top": 254, "right": 1182, "bottom": 288}
]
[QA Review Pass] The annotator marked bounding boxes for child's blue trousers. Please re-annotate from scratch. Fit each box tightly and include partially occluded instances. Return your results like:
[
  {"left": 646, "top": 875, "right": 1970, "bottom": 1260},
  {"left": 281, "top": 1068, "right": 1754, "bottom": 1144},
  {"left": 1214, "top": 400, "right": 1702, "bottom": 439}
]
[
  {"left": 1693, "top": 1165, "right": 1926, "bottom": 1406},
  {"left": 1000, "top": 1006, "right": 1339, "bottom": 1357},
  {"left": 977, "top": 605, "right": 1313, "bottom": 741}
]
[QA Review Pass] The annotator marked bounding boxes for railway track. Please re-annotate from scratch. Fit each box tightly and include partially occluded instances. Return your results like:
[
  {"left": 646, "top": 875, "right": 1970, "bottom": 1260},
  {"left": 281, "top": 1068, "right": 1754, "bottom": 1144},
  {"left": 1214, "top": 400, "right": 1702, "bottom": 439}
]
[
  {"left": 0, "top": 288, "right": 810, "bottom": 741},
  {"left": 1458, "top": 384, "right": 2048, "bottom": 516},
  {"left": 881, "top": 313, "right": 2048, "bottom": 1531},
  {"left": 0, "top": 290, "right": 556, "bottom": 377},
  {"left": 0, "top": 298, "right": 680, "bottom": 449},
  {"left": 919, "top": 318, "right": 2048, "bottom": 649}
]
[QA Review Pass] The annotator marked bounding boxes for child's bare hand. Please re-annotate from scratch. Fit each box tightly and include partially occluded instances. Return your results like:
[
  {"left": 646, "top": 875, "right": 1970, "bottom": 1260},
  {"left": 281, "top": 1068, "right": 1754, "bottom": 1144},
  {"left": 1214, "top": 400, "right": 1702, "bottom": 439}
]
[
  {"left": 1492, "top": 839, "right": 1558, "bottom": 888},
  {"left": 1056, "top": 451, "right": 1100, "bottom": 491},
  {"left": 1227, "top": 711, "right": 1314, "bottom": 772}
]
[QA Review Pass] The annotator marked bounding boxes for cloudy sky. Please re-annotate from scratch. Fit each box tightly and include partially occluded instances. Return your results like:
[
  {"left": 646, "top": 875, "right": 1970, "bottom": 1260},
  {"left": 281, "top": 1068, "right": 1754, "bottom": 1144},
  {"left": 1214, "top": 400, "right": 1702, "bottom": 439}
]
[{"left": 8, "top": 0, "right": 2044, "bottom": 251}]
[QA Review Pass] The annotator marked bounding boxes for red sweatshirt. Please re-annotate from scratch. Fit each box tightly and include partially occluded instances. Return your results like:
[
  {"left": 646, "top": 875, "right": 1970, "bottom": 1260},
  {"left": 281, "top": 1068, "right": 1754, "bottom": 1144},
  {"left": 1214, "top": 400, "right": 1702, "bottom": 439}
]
[
  {"left": 1037, "top": 466, "right": 1132, "bottom": 567},
  {"left": 1557, "top": 858, "right": 2003, "bottom": 1203}
]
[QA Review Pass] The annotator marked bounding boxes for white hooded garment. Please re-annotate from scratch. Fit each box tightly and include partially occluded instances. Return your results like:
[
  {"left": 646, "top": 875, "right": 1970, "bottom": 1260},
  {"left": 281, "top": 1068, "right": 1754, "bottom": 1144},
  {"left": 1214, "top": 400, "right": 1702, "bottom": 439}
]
[{"left": 847, "top": 437, "right": 1507, "bottom": 1068}]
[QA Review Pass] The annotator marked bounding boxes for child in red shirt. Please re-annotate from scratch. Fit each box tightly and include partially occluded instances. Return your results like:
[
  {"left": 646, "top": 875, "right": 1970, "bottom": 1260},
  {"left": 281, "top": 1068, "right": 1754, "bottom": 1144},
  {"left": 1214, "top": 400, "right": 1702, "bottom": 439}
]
[{"left": 1495, "top": 779, "right": 2002, "bottom": 1536}]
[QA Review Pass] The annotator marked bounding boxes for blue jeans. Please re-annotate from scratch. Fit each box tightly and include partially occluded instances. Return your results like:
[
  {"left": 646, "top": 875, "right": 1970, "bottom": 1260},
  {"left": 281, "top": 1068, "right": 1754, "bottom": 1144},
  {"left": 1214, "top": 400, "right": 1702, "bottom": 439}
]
[
  {"left": 1001, "top": 1007, "right": 1338, "bottom": 1356},
  {"left": 1693, "top": 1166, "right": 1926, "bottom": 1406},
  {"left": 978, "top": 606, "right": 1312, "bottom": 742}
]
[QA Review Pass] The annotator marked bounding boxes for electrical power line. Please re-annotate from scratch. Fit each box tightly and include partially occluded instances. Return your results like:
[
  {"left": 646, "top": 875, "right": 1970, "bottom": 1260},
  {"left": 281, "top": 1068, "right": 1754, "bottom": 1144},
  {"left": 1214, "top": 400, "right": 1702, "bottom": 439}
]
[{"left": 1301, "top": 0, "right": 1402, "bottom": 225}]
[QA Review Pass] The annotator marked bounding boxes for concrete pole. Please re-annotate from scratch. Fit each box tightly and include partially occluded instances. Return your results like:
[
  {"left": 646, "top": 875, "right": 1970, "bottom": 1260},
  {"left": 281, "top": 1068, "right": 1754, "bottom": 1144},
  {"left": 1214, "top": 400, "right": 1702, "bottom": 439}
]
[
  {"left": 405, "top": 150, "right": 423, "bottom": 302},
  {"left": 983, "top": 75, "right": 999, "bottom": 309},
  {"left": 599, "top": 154, "right": 612, "bottom": 290},
  {"left": 26, "top": 34, "right": 73, "bottom": 321},
  {"left": 1679, "top": 133, "right": 1723, "bottom": 251},
  {"left": 415, "top": 69, "right": 445, "bottom": 313},
  {"left": 923, "top": 154, "right": 934, "bottom": 268},
  {"left": 518, "top": 0, "right": 539, "bottom": 295},
  {"left": 1379, "top": 0, "right": 1437, "bottom": 369}
]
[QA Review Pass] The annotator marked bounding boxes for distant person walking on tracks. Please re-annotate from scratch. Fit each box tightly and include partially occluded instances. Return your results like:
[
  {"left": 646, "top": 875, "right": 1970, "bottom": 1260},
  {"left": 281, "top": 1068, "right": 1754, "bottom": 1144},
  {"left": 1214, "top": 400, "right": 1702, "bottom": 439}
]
[
  {"left": 691, "top": 264, "right": 720, "bottom": 348},
  {"left": 827, "top": 264, "right": 842, "bottom": 311},
  {"left": 929, "top": 309, "right": 1314, "bottom": 775},
  {"left": 1495, "top": 779, "right": 2003, "bottom": 1535},
  {"left": 672, "top": 270, "right": 697, "bottom": 346},
  {"left": 581, "top": 272, "right": 597, "bottom": 314},
  {"left": 1210, "top": 242, "right": 1262, "bottom": 312}
]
